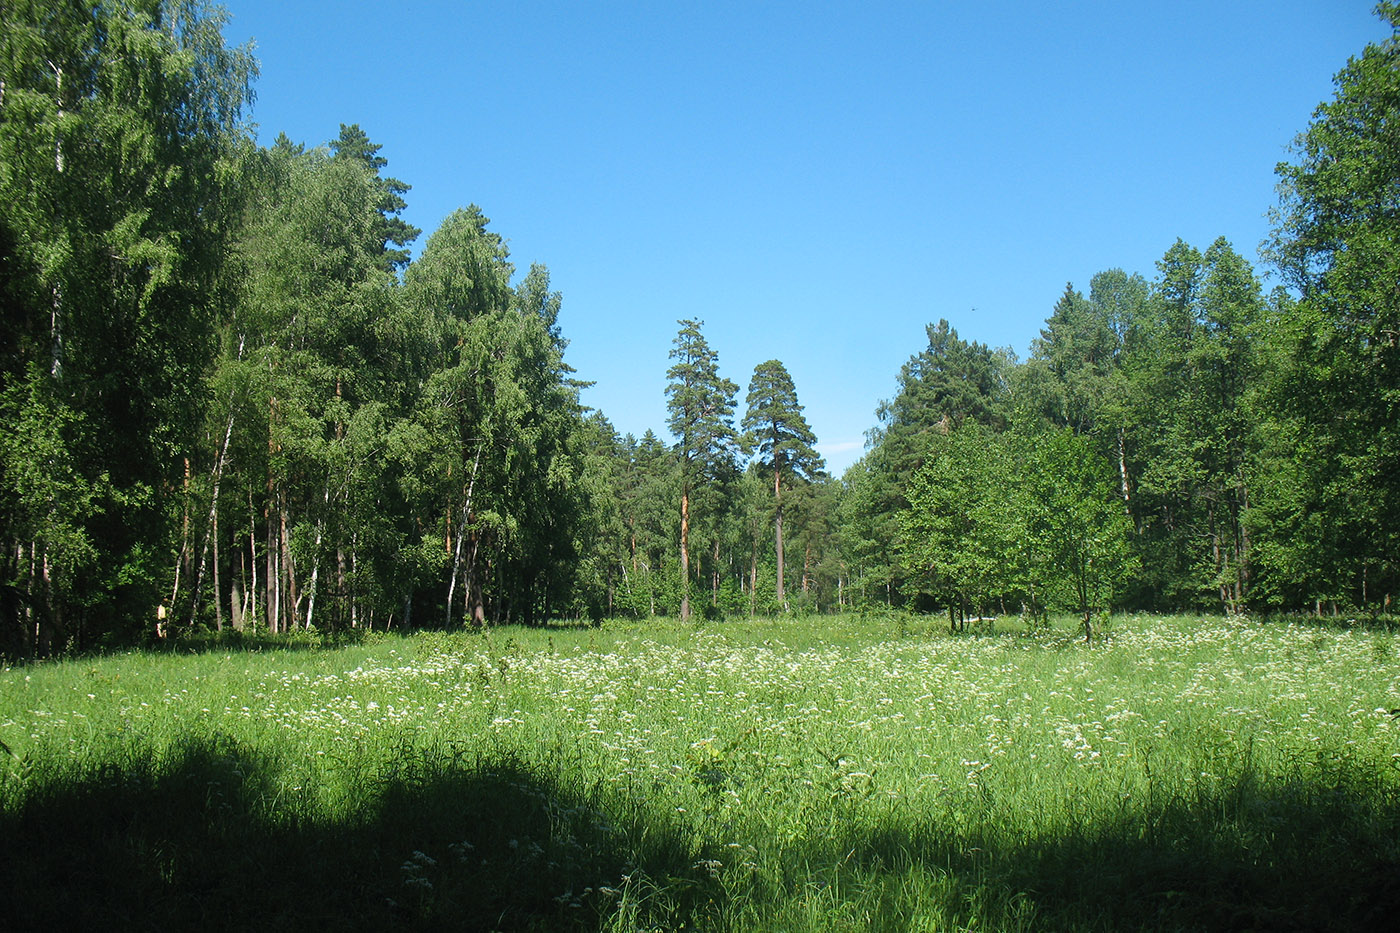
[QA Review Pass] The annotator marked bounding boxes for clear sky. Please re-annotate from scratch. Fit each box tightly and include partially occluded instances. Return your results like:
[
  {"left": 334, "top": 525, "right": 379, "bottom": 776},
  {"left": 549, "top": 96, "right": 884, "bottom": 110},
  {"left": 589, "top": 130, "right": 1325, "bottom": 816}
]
[{"left": 219, "top": 0, "right": 1385, "bottom": 475}]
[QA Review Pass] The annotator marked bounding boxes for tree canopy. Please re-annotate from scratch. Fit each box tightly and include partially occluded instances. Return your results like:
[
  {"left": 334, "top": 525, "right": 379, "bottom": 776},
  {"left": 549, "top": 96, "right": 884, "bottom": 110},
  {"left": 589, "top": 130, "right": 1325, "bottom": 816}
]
[{"left": 2, "top": 1, "right": 1397, "bottom": 655}]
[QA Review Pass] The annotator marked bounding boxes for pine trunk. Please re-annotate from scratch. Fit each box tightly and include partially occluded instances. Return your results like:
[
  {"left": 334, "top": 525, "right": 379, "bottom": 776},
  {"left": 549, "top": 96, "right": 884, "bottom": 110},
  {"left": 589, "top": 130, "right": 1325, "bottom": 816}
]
[
  {"left": 679, "top": 483, "right": 691, "bottom": 621},
  {"left": 774, "top": 467, "right": 785, "bottom": 604}
]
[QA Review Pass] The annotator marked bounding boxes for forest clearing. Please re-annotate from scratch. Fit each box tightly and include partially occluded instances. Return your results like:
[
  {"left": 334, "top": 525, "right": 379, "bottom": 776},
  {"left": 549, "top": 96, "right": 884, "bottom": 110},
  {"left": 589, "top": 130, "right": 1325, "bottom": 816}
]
[
  {"left": 5, "top": 4, "right": 1400, "bottom": 928},
  {"left": 4, "top": 613, "right": 1398, "bottom": 930}
]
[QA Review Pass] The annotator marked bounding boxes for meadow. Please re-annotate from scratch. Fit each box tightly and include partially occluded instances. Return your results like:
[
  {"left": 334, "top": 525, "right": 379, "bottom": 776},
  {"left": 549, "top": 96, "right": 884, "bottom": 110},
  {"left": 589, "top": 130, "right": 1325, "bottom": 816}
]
[{"left": 3, "top": 613, "right": 1398, "bottom": 931}]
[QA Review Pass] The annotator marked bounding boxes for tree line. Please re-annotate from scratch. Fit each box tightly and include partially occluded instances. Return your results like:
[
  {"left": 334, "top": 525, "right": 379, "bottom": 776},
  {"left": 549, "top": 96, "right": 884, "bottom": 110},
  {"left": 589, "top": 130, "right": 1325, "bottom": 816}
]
[{"left": 2, "top": 1, "right": 1398, "bottom": 655}]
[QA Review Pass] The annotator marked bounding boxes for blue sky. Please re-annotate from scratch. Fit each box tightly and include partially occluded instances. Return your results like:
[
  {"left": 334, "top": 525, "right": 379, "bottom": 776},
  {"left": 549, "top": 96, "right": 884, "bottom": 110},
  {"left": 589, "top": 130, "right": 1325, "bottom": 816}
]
[{"left": 221, "top": 0, "right": 1386, "bottom": 475}]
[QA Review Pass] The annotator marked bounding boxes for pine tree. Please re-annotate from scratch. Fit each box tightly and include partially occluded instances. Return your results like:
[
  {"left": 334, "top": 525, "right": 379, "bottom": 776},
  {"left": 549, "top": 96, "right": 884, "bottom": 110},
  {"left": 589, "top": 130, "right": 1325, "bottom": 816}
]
[
  {"left": 742, "top": 359, "right": 824, "bottom": 605},
  {"left": 330, "top": 123, "right": 421, "bottom": 273},
  {"left": 665, "top": 320, "right": 738, "bottom": 621}
]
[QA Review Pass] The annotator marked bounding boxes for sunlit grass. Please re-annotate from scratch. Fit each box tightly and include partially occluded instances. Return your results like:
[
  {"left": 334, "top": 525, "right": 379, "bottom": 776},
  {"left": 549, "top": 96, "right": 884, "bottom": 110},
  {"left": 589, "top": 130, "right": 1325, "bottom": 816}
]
[{"left": 3, "top": 613, "right": 1398, "bottom": 930}]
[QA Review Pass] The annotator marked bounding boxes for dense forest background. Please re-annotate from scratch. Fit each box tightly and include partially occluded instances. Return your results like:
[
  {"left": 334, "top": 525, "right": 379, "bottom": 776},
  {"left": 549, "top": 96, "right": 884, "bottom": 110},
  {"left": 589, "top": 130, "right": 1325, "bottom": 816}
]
[{"left": 3, "top": 0, "right": 1399, "bottom": 656}]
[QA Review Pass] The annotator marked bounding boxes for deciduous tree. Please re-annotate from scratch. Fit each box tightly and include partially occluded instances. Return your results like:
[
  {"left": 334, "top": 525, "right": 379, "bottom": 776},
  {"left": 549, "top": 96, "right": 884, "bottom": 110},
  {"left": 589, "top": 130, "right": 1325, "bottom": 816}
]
[
  {"left": 0, "top": 0, "right": 254, "bottom": 652},
  {"left": 1266, "top": 3, "right": 1400, "bottom": 610}
]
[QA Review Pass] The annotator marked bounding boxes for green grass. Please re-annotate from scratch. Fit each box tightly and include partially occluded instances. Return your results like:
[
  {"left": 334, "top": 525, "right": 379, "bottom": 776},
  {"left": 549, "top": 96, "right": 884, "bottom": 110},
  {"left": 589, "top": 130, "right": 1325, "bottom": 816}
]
[{"left": 3, "top": 613, "right": 1399, "bottom": 930}]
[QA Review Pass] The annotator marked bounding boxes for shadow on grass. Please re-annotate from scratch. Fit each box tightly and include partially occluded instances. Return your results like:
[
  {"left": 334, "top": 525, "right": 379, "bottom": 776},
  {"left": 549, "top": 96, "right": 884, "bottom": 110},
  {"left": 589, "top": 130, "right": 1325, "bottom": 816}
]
[
  {"left": 0, "top": 736, "right": 717, "bottom": 932},
  {"left": 825, "top": 765, "right": 1400, "bottom": 932},
  {"left": 3, "top": 737, "right": 1398, "bottom": 931}
]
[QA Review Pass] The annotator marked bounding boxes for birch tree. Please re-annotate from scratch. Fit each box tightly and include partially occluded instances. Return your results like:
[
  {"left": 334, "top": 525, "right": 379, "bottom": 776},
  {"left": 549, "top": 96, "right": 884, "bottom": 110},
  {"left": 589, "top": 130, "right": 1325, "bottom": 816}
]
[{"left": 0, "top": 0, "right": 253, "bottom": 652}]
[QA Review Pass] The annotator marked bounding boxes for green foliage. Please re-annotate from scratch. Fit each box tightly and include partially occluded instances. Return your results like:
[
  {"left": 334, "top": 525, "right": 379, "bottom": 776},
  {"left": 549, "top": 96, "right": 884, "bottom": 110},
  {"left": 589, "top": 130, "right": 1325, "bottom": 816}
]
[
  {"left": 1023, "top": 282, "right": 1120, "bottom": 434},
  {"left": 742, "top": 359, "right": 825, "bottom": 605},
  {"left": 835, "top": 455, "right": 903, "bottom": 608},
  {"left": 849, "top": 320, "right": 1014, "bottom": 608},
  {"left": 0, "top": 0, "right": 254, "bottom": 651},
  {"left": 4, "top": 0, "right": 1400, "bottom": 655},
  {"left": 0, "top": 371, "right": 108, "bottom": 610},
  {"left": 742, "top": 360, "right": 824, "bottom": 481},
  {"left": 1262, "top": 3, "right": 1400, "bottom": 610},
  {"left": 900, "top": 424, "right": 1022, "bottom": 621},
  {"left": 1113, "top": 238, "right": 1267, "bottom": 612},
  {"left": 666, "top": 319, "right": 740, "bottom": 485},
  {"left": 330, "top": 123, "right": 421, "bottom": 273},
  {"left": 872, "top": 319, "right": 1011, "bottom": 482},
  {"left": 666, "top": 319, "right": 739, "bottom": 620},
  {"left": 1021, "top": 428, "right": 1138, "bottom": 640},
  {"left": 901, "top": 424, "right": 1136, "bottom": 637}
]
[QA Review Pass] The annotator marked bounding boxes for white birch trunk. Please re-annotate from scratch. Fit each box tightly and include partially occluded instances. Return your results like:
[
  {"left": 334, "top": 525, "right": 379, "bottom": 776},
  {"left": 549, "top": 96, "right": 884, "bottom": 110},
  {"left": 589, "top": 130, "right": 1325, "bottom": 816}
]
[{"left": 446, "top": 444, "right": 483, "bottom": 626}]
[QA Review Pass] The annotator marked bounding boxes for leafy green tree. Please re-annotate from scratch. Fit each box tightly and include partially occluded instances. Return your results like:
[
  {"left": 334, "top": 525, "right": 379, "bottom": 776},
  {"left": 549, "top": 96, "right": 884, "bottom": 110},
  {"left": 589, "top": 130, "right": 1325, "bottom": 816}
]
[
  {"left": 400, "top": 203, "right": 513, "bottom": 623},
  {"left": 872, "top": 319, "right": 1011, "bottom": 479},
  {"left": 783, "top": 475, "right": 842, "bottom": 611},
  {"left": 851, "top": 319, "right": 1012, "bottom": 607},
  {"left": 500, "top": 264, "right": 592, "bottom": 624},
  {"left": 0, "top": 0, "right": 254, "bottom": 652},
  {"left": 405, "top": 207, "right": 584, "bottom": 626},
  {"left": 568, "top": 412, "right": 631, "bottom": 620},
  {"left": 1014, "top": 270, "right": 1150, "bottom": 536},
  {"left": 742, "top": 359, "right": 825, "bottom": 605},
  {"left": 1086, "top": 268, "right": 1152, "bottom": 525},
  {"left": 1266, "top": 3, "right": 1400, "bottom": 610},
  {"left": 835, "top": 455, "right": 900, "bottom": 607},
  {"left": 732, "top": 466, "right": 773, "bottom": 615},
  {"left": 1191, "top": 238, "right": 1266, "bottom": 611},
  {"left": 214, "top": 142, "right": 393, "bottom": 633},
  {"left": 1022, "top": 428, "right": 1138, "bottom": 642},
  {"left": 901, "top": 425, "right": 1023, "bottom": 628},
  {"left": 1109, "top": 240, "right": 1209, "bottom": 609},
  {"left": 612, "top": 430, "right": 680, "bottom": 616},
  {"left": 1242, "top": 284, "right": 1352, "bottom": 612},
  {"left": 665, "top": 320, "right": 738, "bottom": 621},
  {"left": 1109, "top": 239, "right": 1269, "bottom": 612},
  {"left": 899, "top": 420, "right": 1135, "bottom": 638}
]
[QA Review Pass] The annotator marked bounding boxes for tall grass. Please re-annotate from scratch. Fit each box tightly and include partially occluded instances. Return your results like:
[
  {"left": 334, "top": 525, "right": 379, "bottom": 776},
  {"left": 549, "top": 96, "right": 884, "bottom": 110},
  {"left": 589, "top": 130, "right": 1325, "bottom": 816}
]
[{"left": 3, "top": 613, "right": 1398, "bottom": 930}]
